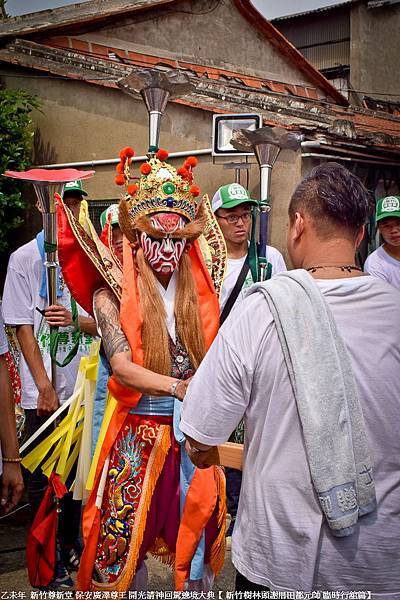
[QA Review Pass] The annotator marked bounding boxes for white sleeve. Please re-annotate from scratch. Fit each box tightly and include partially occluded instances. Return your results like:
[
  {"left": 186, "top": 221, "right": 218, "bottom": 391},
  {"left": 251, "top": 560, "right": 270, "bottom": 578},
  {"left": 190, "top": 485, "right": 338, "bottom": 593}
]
[
  {"left": 0, "top": 307, "right": 9, "bottom": 355},
  {"left": 2, "top": 261, "right": 35, "bottom": 326},
  {"left": 364, "top": 251, "right": 390, "bottom": 283},
  {"left": 180, "top": 293, "right": 270, "bottom": 446},
  {"left": 268, "top": 247, "right": 287, "bottom": 275}
]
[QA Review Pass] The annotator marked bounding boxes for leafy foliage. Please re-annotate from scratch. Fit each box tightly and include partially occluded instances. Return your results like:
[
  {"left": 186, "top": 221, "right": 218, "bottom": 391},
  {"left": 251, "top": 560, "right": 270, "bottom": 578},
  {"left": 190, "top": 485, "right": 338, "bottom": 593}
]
[{"left": 0, "top": 89, "right": 41, "bottom": 253}]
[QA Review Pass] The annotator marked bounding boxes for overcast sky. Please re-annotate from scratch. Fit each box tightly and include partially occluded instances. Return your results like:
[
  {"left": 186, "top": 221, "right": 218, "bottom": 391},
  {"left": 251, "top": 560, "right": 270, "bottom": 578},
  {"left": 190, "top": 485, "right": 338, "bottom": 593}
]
[{"left": 5, "top": 0, "right": 345, "bottom": 19}]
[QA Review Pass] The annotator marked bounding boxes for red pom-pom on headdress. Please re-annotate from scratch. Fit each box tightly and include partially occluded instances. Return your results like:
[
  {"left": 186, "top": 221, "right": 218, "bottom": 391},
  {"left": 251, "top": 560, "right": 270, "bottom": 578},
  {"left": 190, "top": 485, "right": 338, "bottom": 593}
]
[
  {"left": 177, "top": 167, "right": 190, "bottom": 179},
  {"left": 190, "top": 185, "right": 200, "bottom": 197},
  {"left": 116, "top": 162, "right": 124, "bottom": 174},
  {"left": 127, "top": 184, "right": 139, "bottom": 196},
  {"left": 140, "top": 163, "right": 152, "bottom": 175},
  {"left": 184, "top": 156, "right": 198, "bottom": 169},
  {"left": 115, "top": 174, "right": 125, "bottom": 186},
  {"left": 123, "top": 146, "right": 135, "bottom": 158},
  {"left": 119, "top": 146, "right": 134, "bottom": 160},
  {"left": 156, "top": 148, "right": 169, "bottom": 162}
]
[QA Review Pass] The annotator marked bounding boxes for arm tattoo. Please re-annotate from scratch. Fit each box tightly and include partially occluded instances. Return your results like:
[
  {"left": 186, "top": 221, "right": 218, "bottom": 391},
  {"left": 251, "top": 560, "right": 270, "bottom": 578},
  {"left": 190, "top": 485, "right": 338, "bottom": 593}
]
[{"left": 94, "top": 289, "right": 130, "bottom": 360}]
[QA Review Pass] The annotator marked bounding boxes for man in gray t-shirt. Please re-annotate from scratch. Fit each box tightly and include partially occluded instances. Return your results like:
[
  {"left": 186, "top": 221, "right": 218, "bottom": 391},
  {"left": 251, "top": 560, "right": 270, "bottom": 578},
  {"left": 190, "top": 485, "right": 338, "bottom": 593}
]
[
  {"left": 211, "top": 183, "right": 286, "bottom": 544},
  {"left": 182, "top": 164, "right": 400, "bottom": 595}
]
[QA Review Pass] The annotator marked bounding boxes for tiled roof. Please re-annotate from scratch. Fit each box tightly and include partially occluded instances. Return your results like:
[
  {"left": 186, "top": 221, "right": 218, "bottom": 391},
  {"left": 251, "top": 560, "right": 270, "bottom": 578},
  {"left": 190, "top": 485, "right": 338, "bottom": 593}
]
[
  {"left": 0, "top": 0, "right": 180, "bottom": 38},
  {"left": 0, "top": 0, "right": 347, "bottom": 106},
  {"left": 40, "top": 35, "right": 325, "bottom": 102},
  {"left": 233, "top": 0, "right": 348, "bottom": 106},
  {"left": 1, "top": 38, "right": 399, "bottom": 150},
  {"left": 363, "top": 96, "right": 400, "bottom": 116}
]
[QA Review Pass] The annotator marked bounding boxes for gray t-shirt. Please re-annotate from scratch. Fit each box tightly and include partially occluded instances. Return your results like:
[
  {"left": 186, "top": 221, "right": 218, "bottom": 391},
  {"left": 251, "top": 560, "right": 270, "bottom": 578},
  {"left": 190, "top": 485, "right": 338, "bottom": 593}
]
[{"left": 181, "top": 276, "right": 400, "bottom": 596}]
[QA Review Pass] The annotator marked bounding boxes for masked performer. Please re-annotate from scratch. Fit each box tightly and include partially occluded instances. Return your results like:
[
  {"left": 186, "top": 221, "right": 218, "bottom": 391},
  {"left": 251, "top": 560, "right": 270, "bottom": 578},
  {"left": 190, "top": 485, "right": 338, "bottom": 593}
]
[{"left": 56, "top": 148, "right": 226, "bottom": 591}]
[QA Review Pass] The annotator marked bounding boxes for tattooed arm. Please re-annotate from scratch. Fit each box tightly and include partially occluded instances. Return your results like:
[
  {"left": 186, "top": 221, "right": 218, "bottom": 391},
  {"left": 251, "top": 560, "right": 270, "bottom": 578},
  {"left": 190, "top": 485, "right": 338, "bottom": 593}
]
[{"left": 94, "top": 288, "right": 185, "bottom": 398}]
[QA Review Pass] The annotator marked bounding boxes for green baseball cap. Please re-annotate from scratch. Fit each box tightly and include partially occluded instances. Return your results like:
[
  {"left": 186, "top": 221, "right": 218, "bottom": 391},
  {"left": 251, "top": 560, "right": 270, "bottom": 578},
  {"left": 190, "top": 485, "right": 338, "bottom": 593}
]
[
  {"left": 212, "top": 183, "right": 258, "bottom": 212},
  {"left": 376, "top": 196, "right": 400, "bottom": 222},
  {"left": 63, "top": 180, "right": 88, "bottom": 197},
  {"left": 100, "top": 204, "right": 119, "bottom": 229}
]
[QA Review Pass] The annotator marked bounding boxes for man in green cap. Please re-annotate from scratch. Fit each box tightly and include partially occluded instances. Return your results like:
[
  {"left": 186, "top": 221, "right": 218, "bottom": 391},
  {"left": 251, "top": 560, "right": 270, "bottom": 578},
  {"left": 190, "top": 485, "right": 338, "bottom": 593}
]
[
  {"left": 99, "top": 204, "right": 123, "bottom": 262},
  {"left": 2, "top": 178, "right": 96, "bottom": 588},
  {"left": 62, "top": 180, "right": 88, "bottom": 220},
  {"left": 212, "top": 182, "right": 286, "bottom": 319},
  {"left": 212, "top": 182, "right": 286, "bottom": 548},
  {"left": 364, "top": 196, "right": 400, "bottom": 289}
]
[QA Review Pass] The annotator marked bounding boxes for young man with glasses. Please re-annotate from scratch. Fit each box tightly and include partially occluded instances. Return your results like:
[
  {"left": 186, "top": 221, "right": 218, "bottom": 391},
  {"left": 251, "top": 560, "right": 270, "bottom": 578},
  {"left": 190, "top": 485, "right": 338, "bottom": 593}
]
[
  {"left": 211, "top": 183, "right": 286, "bottom": 548},
  {"left": 212, "top": 183, "right": 286, "bottom": 313}
]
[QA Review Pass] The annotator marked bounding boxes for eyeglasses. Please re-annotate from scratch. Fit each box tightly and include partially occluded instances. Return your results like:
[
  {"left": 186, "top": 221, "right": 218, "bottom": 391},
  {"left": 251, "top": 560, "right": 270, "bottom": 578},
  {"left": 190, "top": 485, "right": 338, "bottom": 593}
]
[{"left": 217, "top": 212, "right": 252, "bottom": 225}]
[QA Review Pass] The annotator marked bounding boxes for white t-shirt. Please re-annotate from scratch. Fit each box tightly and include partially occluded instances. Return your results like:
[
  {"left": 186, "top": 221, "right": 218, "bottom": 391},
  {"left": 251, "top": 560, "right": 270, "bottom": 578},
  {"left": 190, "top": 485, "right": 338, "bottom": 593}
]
[
  {"left": 155, "top": 270, "right": 177, "bottom": 342},
  {"left": 2, "top": 239, "right": 93, "bottom": 409},
  {"left": 181, "top": 276, "right": 400, "bottom": 595},
  {"left": 220, "top": 246, "right": 287, "bottom": 311},
  {"left": 364, "top": 244, "right": 400, "bottom": 290}
]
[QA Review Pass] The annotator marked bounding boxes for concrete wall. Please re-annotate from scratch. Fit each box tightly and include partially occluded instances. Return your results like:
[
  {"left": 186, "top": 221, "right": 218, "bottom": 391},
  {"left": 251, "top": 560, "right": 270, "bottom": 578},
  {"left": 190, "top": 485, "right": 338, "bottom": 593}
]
[
  {"left": 268, "top": 149, "right": 302, "bottom": 266},
  {"left": 82, "top": 0, "right": 319, "bottom": 86},
  {"left": 2, "top": 69, "right": 296, "bottom": 258},
  {"left": 351, "top": 3, "right": 400, "bottom": 100}
]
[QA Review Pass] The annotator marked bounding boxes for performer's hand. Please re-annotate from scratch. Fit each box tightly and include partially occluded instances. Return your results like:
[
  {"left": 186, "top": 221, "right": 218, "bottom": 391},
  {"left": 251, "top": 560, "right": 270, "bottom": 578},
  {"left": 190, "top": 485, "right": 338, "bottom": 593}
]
[
  {"left": 37, "top": 383, "right": 59, "bottom": 416},
  {"left": 185, "top": 440, "right": 214, "bottom": 469},
  {"left": 45, "top": 304, "right": 74, "bottom": 328},
  {"left": 175, "top": 378, "right": 192, "bottom": 401},
  {"left": 1, "top": 463, "right": 24, "bottom": 514}
]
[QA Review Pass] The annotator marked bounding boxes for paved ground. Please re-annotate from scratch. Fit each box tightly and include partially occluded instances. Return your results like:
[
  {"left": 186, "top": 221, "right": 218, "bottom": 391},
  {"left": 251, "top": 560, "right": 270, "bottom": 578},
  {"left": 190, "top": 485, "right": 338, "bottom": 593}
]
[{"left": 0, "top": 502, "right": 235, "bottom": 594}]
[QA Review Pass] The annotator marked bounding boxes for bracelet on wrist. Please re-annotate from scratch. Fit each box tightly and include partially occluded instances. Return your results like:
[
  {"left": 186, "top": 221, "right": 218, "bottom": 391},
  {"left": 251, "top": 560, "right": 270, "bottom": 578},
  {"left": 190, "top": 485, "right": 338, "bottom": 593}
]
[
  {"left": 2, "top": 457, "right": 22, "bottom": 463},
  {"left": 170, "top": 380, "right": 180, "bottom": 398}
]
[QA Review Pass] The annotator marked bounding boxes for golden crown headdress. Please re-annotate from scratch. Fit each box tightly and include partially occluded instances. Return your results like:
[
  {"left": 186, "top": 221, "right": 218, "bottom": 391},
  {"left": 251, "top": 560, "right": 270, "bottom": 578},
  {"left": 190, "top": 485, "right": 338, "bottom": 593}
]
[{"left": 115, "top": 147, "right": 201, "bottom": 223}]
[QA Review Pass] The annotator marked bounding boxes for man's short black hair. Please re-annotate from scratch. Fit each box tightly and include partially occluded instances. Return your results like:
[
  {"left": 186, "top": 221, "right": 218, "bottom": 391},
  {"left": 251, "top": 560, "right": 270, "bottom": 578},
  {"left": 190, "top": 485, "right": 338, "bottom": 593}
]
[{"left": 289, "top": 162, "right": 372, "bottom": 238}]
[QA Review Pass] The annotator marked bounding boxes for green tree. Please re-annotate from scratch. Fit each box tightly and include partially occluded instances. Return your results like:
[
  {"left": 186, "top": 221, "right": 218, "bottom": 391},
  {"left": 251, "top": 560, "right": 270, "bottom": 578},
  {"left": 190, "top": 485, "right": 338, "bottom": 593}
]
[
  {"left": 1, "top": 0, "right": 8, "bottom": 19},
  {"left": 0, "top": 89, "right": 41, "bottom": 253}
]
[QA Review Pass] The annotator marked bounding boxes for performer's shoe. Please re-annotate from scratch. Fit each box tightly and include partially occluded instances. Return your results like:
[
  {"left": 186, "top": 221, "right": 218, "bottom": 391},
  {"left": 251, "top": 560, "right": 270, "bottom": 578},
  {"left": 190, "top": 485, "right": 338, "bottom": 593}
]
[
  {"left": 62, "top": 547, "right": 80, "bottom": 572},
  {"left": 47, "top": 557, "right": 74, "bottom": 590},
  {"left": 62, "top": 540, "right": 83, "bottom": 572}
]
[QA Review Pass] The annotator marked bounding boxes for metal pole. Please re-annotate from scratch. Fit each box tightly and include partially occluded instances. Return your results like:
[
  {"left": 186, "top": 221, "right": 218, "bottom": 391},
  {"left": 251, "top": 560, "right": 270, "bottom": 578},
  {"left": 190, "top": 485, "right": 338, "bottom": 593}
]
[
  {"left": 259, "top": 164, "right": 272, "bottom": 280},
  {"left": 148, "top": 110, "right": 163, "bottom": 154},
  {"left": 36, "top": 148, "right": 213, "bottom": 169},
  {"left": 44, "top": 211, "right": 58, "bottom": 385}
]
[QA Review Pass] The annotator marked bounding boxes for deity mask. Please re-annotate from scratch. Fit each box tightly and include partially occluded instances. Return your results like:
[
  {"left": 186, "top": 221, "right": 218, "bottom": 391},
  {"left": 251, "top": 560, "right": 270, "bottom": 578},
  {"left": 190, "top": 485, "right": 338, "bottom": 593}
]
[{"left": 140, "top": 213, "right": 186, "bottom": 274}]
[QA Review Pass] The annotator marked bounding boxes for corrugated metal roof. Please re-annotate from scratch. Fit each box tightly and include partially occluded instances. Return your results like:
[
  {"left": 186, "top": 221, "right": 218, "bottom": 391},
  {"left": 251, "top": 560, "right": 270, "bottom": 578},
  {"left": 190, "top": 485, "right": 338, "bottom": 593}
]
[{"left": 272, "top": 1, "right": 353, "bottom": 22}]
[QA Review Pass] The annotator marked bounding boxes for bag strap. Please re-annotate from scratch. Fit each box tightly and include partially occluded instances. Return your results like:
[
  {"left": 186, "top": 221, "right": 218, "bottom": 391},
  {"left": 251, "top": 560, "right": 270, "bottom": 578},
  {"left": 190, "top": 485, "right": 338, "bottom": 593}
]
[{"left": 220, "top": 257, "right": 250, "bottom": 326}]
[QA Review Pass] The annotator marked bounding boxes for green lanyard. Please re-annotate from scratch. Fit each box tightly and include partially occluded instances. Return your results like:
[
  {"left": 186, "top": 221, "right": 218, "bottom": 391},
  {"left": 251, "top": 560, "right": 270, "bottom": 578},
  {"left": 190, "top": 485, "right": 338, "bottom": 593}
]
[
  {"left": 49, "top": 297, "right": 82, "bottom": 367},
  {"left": 249, "top": 207, "right": 273, "bottom": 282}
]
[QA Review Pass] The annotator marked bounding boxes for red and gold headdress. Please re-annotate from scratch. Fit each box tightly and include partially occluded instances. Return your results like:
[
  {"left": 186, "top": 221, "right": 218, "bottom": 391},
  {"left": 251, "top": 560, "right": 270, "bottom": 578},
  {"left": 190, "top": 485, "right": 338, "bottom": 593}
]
[{"left": 115, "top": 147, "right": 201, "bottom": 224}]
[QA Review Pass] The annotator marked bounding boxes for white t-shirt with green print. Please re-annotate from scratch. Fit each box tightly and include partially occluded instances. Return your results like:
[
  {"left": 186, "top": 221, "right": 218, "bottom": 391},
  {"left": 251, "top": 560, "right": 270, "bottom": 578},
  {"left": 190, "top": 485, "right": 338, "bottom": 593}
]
[
  {"left": 2, "top": 239, "right": 93, "bottom": 410},
  {"left": 220, "top": 245, "right": 287, "bottom": 312}
]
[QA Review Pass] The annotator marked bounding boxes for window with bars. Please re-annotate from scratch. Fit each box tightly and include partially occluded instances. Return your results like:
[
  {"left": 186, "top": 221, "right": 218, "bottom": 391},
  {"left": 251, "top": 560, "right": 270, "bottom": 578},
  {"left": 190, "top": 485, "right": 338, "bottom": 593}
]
[{"left": 88, "top": 199, "right": 118, "bottom": 235}]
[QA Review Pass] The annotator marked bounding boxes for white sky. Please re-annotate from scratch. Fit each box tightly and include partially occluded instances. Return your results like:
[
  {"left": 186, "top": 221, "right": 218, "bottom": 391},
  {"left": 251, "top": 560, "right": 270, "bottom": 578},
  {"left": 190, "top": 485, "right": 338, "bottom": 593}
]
[{"left": 5, "top": 0, "right": 346, "bottom": 19}]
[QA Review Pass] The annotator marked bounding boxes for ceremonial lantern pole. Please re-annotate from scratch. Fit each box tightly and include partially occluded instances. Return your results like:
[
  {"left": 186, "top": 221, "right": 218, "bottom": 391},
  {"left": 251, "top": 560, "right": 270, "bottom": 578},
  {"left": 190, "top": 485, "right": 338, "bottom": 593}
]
[
  {"left": 231, "top": 127, "right": 303, "bottom": 280},
  {"left": 118, "top": 69, "right": 195, "bottom": 154},
  {"left": 4, "top": 168, "right": 95, "bottom": 383}
]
